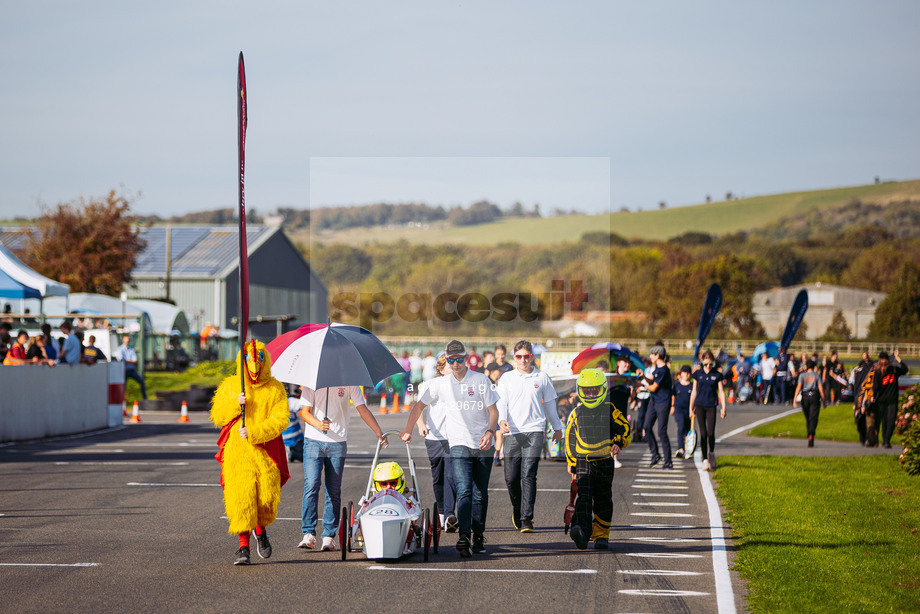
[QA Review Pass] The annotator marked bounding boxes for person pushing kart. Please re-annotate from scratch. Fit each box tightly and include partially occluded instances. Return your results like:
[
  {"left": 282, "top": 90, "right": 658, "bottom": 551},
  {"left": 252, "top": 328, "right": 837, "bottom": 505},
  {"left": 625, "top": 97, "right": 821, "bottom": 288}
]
[{"left": 564, "top": 368, "right": 631, "bottom": 550}]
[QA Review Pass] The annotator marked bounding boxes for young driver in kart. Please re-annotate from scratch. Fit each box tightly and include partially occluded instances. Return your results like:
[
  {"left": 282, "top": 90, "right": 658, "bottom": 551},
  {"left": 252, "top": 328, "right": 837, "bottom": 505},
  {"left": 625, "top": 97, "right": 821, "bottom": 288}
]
[
  {"left": 373, "top": 461, "right": 407, "bottom": 494},
  {"left": 564, "top": 368, "right": 631, "bottom": 550}
]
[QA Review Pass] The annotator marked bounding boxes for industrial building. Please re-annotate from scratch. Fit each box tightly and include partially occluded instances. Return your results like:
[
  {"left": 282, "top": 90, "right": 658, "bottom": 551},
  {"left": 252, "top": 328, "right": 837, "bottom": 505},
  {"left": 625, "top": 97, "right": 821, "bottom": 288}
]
[{"left": 753, "top": 282, "right": 886, "bottom": 340}]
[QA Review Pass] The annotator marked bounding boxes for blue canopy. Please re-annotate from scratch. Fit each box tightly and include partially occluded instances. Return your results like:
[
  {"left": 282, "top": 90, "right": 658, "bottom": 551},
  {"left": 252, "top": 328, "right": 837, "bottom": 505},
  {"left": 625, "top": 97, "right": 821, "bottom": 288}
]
[{"left": 0, "top": 267, "right": 41, "bottom": 299}]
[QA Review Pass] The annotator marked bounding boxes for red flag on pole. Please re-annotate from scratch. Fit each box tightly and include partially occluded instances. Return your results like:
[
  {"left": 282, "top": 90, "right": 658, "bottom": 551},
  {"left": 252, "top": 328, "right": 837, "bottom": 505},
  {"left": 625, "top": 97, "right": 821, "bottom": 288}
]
[{"left": 237, "top": 52, "right": 249, "bottom": 426}]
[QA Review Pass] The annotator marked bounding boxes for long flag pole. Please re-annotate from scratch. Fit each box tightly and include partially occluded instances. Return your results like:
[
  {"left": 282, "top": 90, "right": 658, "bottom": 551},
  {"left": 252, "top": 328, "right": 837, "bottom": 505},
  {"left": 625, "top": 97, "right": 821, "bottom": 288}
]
[
  {"left": 693, "top": 283, "right": 722, "bottom": 365},
  {"left": 237, "top": 52, "right": 249, "bottom": 427}
]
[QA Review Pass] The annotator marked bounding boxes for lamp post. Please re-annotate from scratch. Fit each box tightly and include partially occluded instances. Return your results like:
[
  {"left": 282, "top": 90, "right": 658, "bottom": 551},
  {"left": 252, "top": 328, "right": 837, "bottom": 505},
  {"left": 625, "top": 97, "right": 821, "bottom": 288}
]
[{"left": 120, "top": 292, "right": 127, "bottom": 333}]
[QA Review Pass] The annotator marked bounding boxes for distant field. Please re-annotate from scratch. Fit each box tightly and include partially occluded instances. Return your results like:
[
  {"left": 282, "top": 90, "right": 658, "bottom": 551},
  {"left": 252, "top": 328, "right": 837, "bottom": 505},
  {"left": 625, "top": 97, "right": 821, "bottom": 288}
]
[{"left": 290, "top": 179, "right": 920, "bottom": 246}]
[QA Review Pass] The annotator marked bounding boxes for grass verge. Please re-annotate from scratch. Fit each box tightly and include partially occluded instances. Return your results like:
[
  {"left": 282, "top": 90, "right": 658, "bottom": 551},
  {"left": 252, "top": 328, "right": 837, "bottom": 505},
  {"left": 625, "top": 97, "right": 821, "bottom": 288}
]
[
  {"left": 714, "top": 455, "right": 920, "bottom": 613},
  {"left": 125, "top": 360, "right": 235, "bottom": 405},
  {"left": 748, "top": 403, "right": 902, "bottom": 446}
]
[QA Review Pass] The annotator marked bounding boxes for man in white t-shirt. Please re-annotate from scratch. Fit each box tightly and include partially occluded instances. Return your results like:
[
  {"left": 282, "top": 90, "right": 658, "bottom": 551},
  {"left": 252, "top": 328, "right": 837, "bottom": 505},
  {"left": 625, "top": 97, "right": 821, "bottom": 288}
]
[
  {"left": 298, "top": 386, "right": 387, "bottom": 552},
  {"left": 414, "top": 352, "right": 458, "bottom": 532},
  {"left": 401, "top": 339, "right": 499, "bottom": 558},
  {"left": 760, "top": 354, "right": 777, "bottom": 405},
  {"left": 497, "top": 340, "right": 562, "bottom": 533}
]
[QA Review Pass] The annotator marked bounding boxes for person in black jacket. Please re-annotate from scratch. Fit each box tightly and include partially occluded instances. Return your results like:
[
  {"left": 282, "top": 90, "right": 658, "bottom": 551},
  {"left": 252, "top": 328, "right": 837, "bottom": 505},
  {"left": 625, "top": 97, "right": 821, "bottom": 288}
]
[
  {"left": 565, "top": 368, "right": 631, "bottom": 551},
  {"left": 870, "top": 350, "right": 909, "bottom": 449},
  {"left": 850, "top": 351, "right": 874, "bottom": 446}
]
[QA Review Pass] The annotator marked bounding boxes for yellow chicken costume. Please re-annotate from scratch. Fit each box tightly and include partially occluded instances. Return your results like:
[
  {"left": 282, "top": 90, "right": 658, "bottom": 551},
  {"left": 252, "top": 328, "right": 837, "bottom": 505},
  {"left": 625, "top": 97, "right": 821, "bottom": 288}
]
[{"left": 211, "top": 340, "right": 290, "bottom": 565}]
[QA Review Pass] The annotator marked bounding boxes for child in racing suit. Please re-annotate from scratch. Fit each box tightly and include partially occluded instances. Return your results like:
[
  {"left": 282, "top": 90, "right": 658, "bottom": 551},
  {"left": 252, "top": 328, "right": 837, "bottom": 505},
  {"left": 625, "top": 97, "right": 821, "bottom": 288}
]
[{"left": 565, "top": 368, "right": 631, "bottom": 550}]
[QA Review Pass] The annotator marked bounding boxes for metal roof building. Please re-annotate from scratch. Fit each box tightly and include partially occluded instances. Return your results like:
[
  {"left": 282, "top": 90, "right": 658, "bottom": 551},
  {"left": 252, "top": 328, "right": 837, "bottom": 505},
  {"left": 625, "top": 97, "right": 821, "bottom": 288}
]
[
  {"left": 130, "top": 225, "right": 327, "bottom": 339},
  {"left": 753, "top": 282, "right": 886, "bottom": 340},
  {"left": 1, "top": 224, "right": 327, "bottom": 340}
]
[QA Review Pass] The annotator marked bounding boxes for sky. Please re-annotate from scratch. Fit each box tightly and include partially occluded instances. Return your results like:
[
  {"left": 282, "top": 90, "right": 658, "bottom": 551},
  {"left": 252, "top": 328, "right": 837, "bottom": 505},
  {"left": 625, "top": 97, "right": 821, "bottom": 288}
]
[{"left": 1, "top": 1, "right": 918, "bottom": 220}]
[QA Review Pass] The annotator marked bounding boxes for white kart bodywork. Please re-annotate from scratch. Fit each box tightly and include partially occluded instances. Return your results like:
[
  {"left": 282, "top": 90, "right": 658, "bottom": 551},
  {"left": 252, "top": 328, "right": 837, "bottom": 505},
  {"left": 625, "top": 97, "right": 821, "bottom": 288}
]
[
  {"left": 352, "top": 488, "right": 421, "bottom": 559},
  {"left": 343, "top": 430, "right": 437, "bottom": 561}
]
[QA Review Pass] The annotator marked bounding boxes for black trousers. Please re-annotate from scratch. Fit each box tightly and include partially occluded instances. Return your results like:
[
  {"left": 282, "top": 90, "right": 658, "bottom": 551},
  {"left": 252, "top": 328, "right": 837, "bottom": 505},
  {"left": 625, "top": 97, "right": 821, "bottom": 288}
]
[
  {"left": 801, "top": 393, "right": 821, "bottom": 437},
  {"left": 854, "top": 406, "right": 867, "bottom": 445},
  {"left": 644, "top": 398, "right": 672, "bottom": 462},
  {"left": 574, "top": 457, "right": 614, "bottom": 542},
  {"left": 695, "top": 405, "right": 717, "bottom": 458},
  {"left": 880, "top": 402, "right": 898, "bottom": 445}
]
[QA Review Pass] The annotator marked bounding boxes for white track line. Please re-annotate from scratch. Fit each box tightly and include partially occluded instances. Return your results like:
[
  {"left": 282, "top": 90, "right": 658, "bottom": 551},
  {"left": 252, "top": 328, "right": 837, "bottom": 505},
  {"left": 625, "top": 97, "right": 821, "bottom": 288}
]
[
  {"left": 619, "top": 569, "right": 705, "bottom": 576},
  {"left": 0, "top": 562, "right": 98, "bottom": 567},
  {"left": 629, "top": 537, "right": 699, "bottom": 543},
  {"left": 696, "top": 449, "right": 737, "bottom": 614},
  {"left": 619, "top": 589, "right": 709, "bottom": 597},
  {"left": 630, "top": 524, "right": 696, "bottom": 529},
  {"left": 630, "top": 485, "right": 689, "bottom": 489},
  {"left": 367, "top": 566, "right": 596, "bottom": 574},
  {"left": 127, "top": 482, "right": 218, "bottom": 487},
  {"left": 716, "top": 407, "right": 799, "bottom": 442},
  {"left": 55, "top": 462, "right": 189, "bottom": 466},
  {"left": 631, "top": 502, "right": 690, "bottom": 506},
  {"left": 633, "top": 492, "right": 688, "bottom": 496},
  {"left": 629, "top": 512, "right": 695, "bottom": 517},
  {"left": 625, "top": 552, "right": 703, "bottom": 559}
]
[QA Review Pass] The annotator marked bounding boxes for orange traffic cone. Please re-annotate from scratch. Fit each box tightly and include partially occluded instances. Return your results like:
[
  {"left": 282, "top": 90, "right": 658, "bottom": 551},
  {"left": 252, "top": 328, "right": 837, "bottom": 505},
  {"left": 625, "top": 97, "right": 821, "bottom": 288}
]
[
  {"left": 178, "top": 400, "right": 191, "bottom": 423},
  {"left": 129, "top": 401, "right": 142, "bottom": 423},
  {"left": 391, "top": 393, "right": 401, "bottom": 413},
  {"left": 378, "top": 395, "right": 388, "bottom": 415},
  {"left": 403, "top": 395, "right": 411, "bottom": 413},
  {"left": 728, "top": 389, "right": 735, "bottom": 404},
  {"left": 122, "top": 401, "right": 128, "bottom": 418}
]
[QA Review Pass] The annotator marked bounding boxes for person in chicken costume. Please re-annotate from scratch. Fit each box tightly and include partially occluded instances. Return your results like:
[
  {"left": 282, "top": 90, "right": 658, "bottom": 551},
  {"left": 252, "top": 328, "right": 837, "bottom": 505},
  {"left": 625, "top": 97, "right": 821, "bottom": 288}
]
[{"left": 211, "top": 339, "right": 290, "bottom": 566}]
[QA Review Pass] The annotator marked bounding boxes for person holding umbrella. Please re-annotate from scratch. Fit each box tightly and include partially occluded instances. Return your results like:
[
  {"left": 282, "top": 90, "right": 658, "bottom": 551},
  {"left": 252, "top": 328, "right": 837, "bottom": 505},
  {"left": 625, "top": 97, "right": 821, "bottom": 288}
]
[
  {"left": 298, "top": 385, "right": 388, "bottom": 552},
  {"left": 400, "top": 340, "right": 499, "bottom": 558}
]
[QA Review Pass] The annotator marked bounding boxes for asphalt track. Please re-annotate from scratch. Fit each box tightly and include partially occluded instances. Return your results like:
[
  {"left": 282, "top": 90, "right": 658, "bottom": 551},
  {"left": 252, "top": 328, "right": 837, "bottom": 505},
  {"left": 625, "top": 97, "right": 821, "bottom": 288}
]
[{"left": 0, "top": 402, "right": 898, "bottom": 614}]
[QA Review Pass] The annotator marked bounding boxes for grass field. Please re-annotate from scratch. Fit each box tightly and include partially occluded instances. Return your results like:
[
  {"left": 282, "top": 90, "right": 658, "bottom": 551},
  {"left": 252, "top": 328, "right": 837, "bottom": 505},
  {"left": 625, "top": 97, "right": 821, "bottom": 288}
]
[
  {"left": 293, "top": 179, "right": 920, "bottom": 246},
  {"left": 748, "top": 403, "right": 902, "bottom": 446},
  {"left": 715, "top": 455, "right": 920, "bottom": 613}
]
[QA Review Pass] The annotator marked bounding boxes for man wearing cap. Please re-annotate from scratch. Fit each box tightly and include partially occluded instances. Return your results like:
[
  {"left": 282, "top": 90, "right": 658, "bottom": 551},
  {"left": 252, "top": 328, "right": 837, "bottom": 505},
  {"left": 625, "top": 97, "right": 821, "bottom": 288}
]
[
  {"left": 642, "top": 345, "right": 674, "bottom": 469},
  {"left": 401, "top": 340, "right": 499, "bottom": 558},
  {"left": 497, "top": 340, "right": 563, "bottom": 533}
]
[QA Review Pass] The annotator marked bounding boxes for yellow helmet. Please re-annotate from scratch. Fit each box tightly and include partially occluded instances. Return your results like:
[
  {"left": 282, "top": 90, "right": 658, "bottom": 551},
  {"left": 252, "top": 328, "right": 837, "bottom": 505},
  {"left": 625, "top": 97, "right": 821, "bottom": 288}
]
[
  {"left": 373, "top": 461, "right": 405, "bottom": 493},
  {"left": 577, "top": 368, "right": 608, "bottom": 408}
]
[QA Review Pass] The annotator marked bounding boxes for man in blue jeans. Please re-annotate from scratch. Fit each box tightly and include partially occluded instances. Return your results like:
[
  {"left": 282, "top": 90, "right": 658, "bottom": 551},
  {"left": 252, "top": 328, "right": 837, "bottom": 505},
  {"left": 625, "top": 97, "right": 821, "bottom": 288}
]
[
  {"left": 401, "top": 339, "right": 499, "bottom": 557},
  {"left": 297, "top": 386, "right": 387, "bottom": 552},
  {"left": 497, "top": 340, "right": 562, "bottom": 533}
]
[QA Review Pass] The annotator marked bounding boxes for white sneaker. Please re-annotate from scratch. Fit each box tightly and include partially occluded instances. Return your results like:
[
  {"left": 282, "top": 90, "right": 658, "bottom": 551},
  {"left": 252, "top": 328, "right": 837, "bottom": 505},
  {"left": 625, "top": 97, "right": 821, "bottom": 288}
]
[
  {"left": 321, "top": 536, "right": 337, "bottom": 551},
  {"left": 613, "top": 456, "right": 622, "bottom": 469},
  {"left": 675, "top": 448, "right": 684, "bottom": 459},
  {"left": 298, "top": 534, "right": 316, "bottom": 549},
  {"left": 702, "top": 459, "right": 711, "bottom": 471}
]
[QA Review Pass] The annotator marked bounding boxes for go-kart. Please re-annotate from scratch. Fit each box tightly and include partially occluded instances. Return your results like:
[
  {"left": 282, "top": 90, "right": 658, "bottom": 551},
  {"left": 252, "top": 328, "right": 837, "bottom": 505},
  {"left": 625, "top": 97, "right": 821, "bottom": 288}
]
[{"left": 339, "top": 430, "right": 440, "bottom": 561}]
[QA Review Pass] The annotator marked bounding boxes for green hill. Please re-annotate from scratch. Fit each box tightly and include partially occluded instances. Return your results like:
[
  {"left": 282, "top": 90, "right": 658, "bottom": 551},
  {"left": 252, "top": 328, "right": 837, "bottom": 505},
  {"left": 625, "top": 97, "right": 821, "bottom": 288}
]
[{"left": 291, "top": 179, "right": 920, "bottom": 246}]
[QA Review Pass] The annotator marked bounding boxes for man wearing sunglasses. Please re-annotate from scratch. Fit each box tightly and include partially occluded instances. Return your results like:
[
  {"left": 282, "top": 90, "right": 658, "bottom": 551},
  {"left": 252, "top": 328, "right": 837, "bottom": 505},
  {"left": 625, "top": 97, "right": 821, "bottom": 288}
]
[
  {"left": 401, "top": 339, "right": 499, "bottom": 558},
  {"left": 496, "top": 340, "right": 562, "bottom": 533}
]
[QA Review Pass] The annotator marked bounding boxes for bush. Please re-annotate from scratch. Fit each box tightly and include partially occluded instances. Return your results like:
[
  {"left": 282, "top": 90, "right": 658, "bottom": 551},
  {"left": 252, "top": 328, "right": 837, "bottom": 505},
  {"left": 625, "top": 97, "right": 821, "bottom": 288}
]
[{"left": 896, "top": 384, "right": 920, "bottom": 475}]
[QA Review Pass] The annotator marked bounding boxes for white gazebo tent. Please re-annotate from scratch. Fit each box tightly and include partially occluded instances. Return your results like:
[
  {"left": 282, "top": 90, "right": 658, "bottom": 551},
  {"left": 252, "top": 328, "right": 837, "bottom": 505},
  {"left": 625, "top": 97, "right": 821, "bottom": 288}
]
[{"left": 0, "top": 240, "right": 70, "bottom": 317}]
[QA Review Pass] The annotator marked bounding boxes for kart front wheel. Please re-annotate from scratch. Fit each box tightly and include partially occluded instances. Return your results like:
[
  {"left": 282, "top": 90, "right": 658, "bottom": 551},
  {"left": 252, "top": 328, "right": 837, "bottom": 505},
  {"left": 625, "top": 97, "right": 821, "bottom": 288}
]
[
  {"left": 347, "top": 501, "right": 355, "bottom": 552},
  {"left": 432, "top": 502, "right": 440, "bottom": 554},
  {"left": 422, "top": 508, "right": 431, "bottom": 562},
  {"left": 339, "top": 507, "right": 347, "bottom": 561}
]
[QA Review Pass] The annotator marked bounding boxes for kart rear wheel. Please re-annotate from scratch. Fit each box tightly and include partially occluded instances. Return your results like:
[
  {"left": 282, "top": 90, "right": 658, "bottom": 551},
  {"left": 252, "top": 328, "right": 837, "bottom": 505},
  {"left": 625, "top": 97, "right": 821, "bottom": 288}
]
[
  {"left": 422, "top": 508, "right": 431, "bottom": 562},
  {"left": 347, "top": 501, "right": 354, "bottom": 552},
  {"left": 339, "top": 507, "right": 347, "bottom": 561},
  {"left": 432, "top": 502, "right": 440, "bottom": 554}
]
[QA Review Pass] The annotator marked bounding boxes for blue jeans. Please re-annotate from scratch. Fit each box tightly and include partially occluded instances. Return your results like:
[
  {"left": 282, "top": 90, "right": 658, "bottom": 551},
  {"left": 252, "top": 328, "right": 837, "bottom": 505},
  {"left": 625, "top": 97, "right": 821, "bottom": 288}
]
[
  {"left": 502, "top": 431, "right": 544, "bottom": 522},
  {"left": 302, "top": 439, "right": 347, "bottom": 538},
  {"left": 451, "top": 445, "right": 494, "bottom": 537},
  {"left": 425, "top": 438, "right": 456, "bottom": 518},
  {"left": 125, "top": 367, "right": 147, "bottom": 399},
  {"left": 645, "top": 398, "right": 672, "bottom": 463}
]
